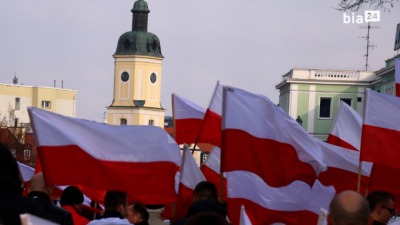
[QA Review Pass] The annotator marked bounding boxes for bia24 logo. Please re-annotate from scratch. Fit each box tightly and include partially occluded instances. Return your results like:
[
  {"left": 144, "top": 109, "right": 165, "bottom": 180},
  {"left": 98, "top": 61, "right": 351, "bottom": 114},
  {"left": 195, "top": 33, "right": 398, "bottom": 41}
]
[{"left": 343, "top": 11, "right": 380, "bottom": 24}]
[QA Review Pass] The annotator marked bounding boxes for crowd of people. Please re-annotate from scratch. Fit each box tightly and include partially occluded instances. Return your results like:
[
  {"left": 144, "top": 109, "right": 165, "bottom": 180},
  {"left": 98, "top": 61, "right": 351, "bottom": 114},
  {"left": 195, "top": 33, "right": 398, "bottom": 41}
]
[{"left": 0, "top": 142, "right": 398, "bottom": 225}]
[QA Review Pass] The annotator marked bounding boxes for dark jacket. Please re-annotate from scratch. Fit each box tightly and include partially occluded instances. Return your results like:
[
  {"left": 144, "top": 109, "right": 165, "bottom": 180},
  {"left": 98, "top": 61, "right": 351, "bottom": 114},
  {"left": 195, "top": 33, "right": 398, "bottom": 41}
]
[{"left": 0, "top": 192, "right": 73, "bottom": 225}]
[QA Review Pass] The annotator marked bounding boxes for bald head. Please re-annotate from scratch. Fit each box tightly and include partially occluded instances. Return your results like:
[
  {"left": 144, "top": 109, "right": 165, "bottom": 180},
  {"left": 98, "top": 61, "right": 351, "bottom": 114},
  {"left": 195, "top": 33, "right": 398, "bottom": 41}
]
[
  {"left": 29, "top": 173, "right": 48, "bottom": 193},
  {"left": 329, "top": 190, "right": 370, "bottom": 225}
]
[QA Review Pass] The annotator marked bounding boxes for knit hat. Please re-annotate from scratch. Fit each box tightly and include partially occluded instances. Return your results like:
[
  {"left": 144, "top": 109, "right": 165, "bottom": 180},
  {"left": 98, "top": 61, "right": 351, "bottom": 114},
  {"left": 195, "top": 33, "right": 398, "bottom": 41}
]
[{"left": 60, "top": 186, "right": 84, "bottom": 206}]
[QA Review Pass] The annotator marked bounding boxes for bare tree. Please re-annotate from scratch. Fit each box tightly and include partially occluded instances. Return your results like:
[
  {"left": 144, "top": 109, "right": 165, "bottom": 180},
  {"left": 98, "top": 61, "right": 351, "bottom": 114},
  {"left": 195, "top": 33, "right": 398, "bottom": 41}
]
[{"left": 337, "top": 0, "right": 397, "bottom": 11}]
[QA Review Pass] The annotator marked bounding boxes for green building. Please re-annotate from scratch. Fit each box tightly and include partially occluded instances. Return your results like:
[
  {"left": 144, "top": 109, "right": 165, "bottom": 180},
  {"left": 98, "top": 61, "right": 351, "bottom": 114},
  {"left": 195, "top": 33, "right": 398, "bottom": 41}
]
[{"left": 276, "top": 55, "right": 399, "bottom": 140}]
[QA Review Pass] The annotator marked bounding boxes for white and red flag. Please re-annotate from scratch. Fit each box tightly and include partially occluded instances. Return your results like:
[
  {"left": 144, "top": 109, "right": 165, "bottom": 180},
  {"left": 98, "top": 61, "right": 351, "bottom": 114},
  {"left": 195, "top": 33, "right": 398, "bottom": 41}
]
[
  {"left": 360, "top": 89, "right": 400, "bottom": 168},
  {"left": 326, "top": 101, "right": 362, "bottom": 151},
  {"left": 197, "top": 81, "right": 223, "bottom": 148},
  {"left": 200, "top": 146, "right": 227, "bottom": 201},
  {"left": 172, "top": 93, "right": 206, "bottom": 145},
  {"left": 317, "top": 141, "right": 372, "bottom": 195},
  {"left": 323, "top": 101, "right": 371, "bottom": 195},
  {"left": 222, "top": 86, "right": 331, "bottom": 225},
  {"left": 174, "top": 145, "right": 206, "bottom": 220},
  {"left": 360, "top": 88, "right": 400, "bottom": 211},
  {"left": 395, "top": 58, "right": 400, "bottom": 97},
  {"left": 28, "top": 107, "right": 181, "bottom": 204}
]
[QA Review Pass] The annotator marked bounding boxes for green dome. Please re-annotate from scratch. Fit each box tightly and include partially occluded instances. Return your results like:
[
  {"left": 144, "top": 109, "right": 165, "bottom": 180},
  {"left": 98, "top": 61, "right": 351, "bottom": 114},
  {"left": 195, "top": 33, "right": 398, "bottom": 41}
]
[
  {"left": 132, "top": 0, "right": 150, "bottom": 13},
  {"left": 115, "top": 31, "right": 163, "bottom": 58}
]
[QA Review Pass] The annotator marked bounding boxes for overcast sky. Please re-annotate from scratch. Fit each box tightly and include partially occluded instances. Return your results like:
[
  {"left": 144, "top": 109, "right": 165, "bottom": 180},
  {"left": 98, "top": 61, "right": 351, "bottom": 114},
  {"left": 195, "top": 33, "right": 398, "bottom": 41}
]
[{"left": 0, "top": 1, "right": 399, "bottom": 121}]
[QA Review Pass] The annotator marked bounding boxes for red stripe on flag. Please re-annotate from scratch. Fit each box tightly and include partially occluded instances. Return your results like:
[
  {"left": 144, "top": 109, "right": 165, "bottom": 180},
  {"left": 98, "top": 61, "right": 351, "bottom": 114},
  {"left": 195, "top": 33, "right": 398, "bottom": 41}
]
[
  {"left": 198, "top": 109, "right": 222, "bottom": 147},
  {"left": 396, "top": 83, "right": 400, "bottom": 97},
  {"left": 174, "top": 184, "right": 194, "bottom": 221},
  {"left": 361, "top": 125, "right": 400, "bottom": 168},
  {"left": 175, "top": 118, "right": 204, "bottom": 145},
  {"left": 222, "top": 129, "right": 317, "bottom": 187},
  {"left": 39, "top": 145, "right": 179, "bottom": 204},
  {"left": 318, "top": 167, "right": 369, "bottom": 195},
  {"left": 228, "top": 198, "right": 318, "bottom": 225},
  {"left": 200, "top": 164, "right": 227, "bottom": 201},
  {"left": 326, "top": 134, "right": 358, "bottom": 151}
]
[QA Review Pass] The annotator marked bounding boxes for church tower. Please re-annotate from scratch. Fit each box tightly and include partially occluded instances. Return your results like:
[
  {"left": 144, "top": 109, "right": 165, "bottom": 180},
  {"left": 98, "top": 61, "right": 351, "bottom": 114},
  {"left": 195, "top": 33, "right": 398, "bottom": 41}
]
[{"left": 106, "top": 0, "right": 165, "bottom": 127}]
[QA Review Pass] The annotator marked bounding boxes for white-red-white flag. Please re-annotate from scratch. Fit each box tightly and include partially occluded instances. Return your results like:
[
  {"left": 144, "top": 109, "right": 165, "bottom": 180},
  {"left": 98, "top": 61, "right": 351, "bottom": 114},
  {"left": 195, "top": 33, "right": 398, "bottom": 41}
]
[
  {"left": 327, "top": 101, "right": 362, "bottom": 151},
  {"left": 197, "top": 81, "right": 223, "bottom": 147},
  {"left": 172, "top": 93, "right": 206, "bottom": 145},
  {"left": 174, "top": 145, "right": 206, "bottom": 220},
  {"left": 222, "top": 86, "right": 331, "bottom": 225},
  {"left": 360, "top": 89, "right": 400, "bottom": 168},
  {"left": 395, "top": 58, "right": 400, "bottom": 97},
  {"left": 28, "top": 107, "right": 181, "bottom": 204},
  {"left": 200, "top": 146, "right": 227, "bottom": 201}
]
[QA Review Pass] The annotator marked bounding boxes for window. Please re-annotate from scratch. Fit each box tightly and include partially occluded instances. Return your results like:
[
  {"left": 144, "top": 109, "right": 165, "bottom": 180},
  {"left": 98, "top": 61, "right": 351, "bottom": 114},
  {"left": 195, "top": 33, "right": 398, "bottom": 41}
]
[
  {"left": 200, "top": 152, "right": 209, "bottom": 164},
  {"left": 120, "top": 118, "right": 127, "bottom": 125},
  {"left": 340, "top": 98, "right": 352, "bottom": 106},
  {"left": 148, "top": 120, "right": 154, "bottom": 126},
  {"left": 357, "top": 97, "right": 362, "bottom": 103},
  {"left": 24, "top": 150, "right": 31, "bottom": 160},
  {"left": 14, "top": 118, "right": 19, "bottom": 127},
  {"left": 42, "top": 101, "right": 51, "bottom": 108},
  {"left": 15, "top": 98, "right": 20, "bottom": 110},
  {"left": 319, "top": 98, "right": 332, "bottom": 118}
]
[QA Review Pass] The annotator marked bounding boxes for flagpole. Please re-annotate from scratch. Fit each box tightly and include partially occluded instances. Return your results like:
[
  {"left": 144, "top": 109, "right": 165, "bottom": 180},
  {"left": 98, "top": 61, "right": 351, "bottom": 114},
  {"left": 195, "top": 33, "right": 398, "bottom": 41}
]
[
  {"left": 219, "top": 86, "right": 228, "bottom": 202},
  {"left": 357, "top": 160, "right": 362, "bottom": 193}
]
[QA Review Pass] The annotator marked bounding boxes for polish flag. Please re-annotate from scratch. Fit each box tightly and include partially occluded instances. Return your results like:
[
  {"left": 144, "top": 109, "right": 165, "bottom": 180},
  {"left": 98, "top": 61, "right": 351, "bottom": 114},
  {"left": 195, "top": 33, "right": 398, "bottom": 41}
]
[
  {"left": 326, "top": 101, "right": 362, "bottom": 151},
  {"left": 172, "top": 93, "right": 206, "bottom": 145},
  {"left": 360, "top": 89, "right": 400, "bottom": 168},
  {"left": 222, "top": 86, "right": 331, "bottom": 225},
  {"left": 28, "top": 107, "right": 181, "bottom": 204},
  {"left": 174, "top": 145, "right": 206, "bottom": 220},
  {"left": 395, "top": 58, "right": 400, "bottom": 97},
  {"left": 360, "top": 88, "right": 400, "bottom": 211},
  {"left": 197, "top": 82, "right": 223, "bottom": 148},
  {"left": 317, "top": 141, "right": 372, "bottom": 195},
  {"left": 200, "top": 146, "right": 227, "bottom": 201}
]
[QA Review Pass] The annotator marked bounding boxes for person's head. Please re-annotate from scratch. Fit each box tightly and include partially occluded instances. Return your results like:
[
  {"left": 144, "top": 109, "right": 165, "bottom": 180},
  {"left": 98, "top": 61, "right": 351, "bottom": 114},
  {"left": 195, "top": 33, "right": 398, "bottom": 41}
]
[
  {"left": 185, "top": 212, "right": 229, "bottom": 225},
  {"left": 126, "top": 202, "right": 149, "bottom": 224},
  {"left": 60, "top": 186, "right": 84, "bottom": 212},
  {"left": 328, "top": 190, "right": 370, "bottom": 225},
  {"left": 193, "top": 181, "right": 218, "bottom": 201},
  {"left": 367, "top": 191, "right": 396, "bottom": 224},
  {"left": 0, "top": 143, "right": 23, "bottom": 194},
  {"left": 29, "top": 172, "right": 52, "bottom": 194},
  {"left": 104, "top": 190, "right": 128, "bottom": 216}
]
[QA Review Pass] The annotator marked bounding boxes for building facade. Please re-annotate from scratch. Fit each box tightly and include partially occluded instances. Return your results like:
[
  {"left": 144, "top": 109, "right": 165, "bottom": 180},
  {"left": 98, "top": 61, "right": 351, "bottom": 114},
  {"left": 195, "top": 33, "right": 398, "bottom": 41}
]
[
  {"left": 0, "top": 82, "right": 77, "bottom": 127},
  {"left": 276, "top": 55, "right": 399, "bottom": 140},
  {"left": 106, "top": 0, "right": 165, "bottom": 127}
]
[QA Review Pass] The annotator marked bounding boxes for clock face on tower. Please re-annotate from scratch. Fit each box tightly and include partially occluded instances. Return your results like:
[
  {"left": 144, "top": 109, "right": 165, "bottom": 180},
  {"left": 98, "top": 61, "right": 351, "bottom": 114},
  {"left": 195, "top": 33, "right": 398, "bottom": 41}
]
[
  {"left": 150, "top": 73, "right": 157, "bottom": 83},
  {"left": 121, "top": 72, "right": 129, "bottom": 82}
]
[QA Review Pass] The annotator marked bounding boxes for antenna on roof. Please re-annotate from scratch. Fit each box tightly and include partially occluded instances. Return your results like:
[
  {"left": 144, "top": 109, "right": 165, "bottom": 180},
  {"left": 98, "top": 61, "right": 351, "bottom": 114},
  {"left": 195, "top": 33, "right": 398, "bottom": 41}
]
[{"left": 359, "top": 23, "right": 379, "bottom": 70}]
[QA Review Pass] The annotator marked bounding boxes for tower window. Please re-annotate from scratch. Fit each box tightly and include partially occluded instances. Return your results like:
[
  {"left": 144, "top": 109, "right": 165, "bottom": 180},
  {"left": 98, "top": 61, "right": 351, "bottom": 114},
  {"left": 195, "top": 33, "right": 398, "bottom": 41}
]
[
  {"left": 120, "top": 118, "right": 127, "bottom": 125},
  {"left": 319, "top": 98, "right": 332, "bottom": 118},
  {"left": 148, "top": 120, "right": 154, "bottom": 126}
]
